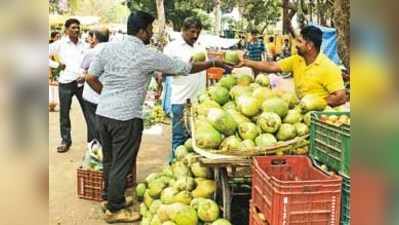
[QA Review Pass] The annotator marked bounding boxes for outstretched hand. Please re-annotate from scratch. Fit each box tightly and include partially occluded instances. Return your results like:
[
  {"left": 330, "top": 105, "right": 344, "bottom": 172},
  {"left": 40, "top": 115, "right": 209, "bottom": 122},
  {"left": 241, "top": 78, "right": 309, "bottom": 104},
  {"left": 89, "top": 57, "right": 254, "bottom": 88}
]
[
  {"left": 234, "top": 52, "right": 246, "bottom": 68},
  {"left": 213, "top": 59, "right": 234, "bottom": 71}
]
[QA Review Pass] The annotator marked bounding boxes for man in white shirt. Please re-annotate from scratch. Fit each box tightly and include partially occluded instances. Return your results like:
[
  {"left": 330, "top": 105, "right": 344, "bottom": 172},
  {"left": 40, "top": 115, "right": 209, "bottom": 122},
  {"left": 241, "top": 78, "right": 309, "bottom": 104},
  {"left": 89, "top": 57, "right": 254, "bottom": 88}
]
[
  {"left": 163, "top": 17, "right": 207, "bottom": 159},
  {"left": 80, "top": 27, "right": 110, "bottom": 145},
  {"left": 49, "top": 18, "right": 89, "bottom": 153}
]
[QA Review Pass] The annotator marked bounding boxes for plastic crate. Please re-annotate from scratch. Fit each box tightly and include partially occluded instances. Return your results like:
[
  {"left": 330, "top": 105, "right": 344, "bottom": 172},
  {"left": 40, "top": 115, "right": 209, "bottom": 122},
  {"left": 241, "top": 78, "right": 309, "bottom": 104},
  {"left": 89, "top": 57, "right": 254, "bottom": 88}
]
[
  {"left": 310, "top": 111, "right": 351, "bottom": 176},
  {"left": 341, "top": 175, "right": 351, "bottom": 225},
  {"left": 251, "top": 156, "right": 342, "bottom": 225},
  {"left": 77, "top": 167, "right": 135, "bottom": 201}
]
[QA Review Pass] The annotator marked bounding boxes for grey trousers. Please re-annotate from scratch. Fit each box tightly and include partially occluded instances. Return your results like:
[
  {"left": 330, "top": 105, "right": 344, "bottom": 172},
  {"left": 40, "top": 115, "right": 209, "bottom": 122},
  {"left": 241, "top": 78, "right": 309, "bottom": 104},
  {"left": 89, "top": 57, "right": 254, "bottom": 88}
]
[{"left": 96, "top": 115, "right": 143, "bottom": 212}]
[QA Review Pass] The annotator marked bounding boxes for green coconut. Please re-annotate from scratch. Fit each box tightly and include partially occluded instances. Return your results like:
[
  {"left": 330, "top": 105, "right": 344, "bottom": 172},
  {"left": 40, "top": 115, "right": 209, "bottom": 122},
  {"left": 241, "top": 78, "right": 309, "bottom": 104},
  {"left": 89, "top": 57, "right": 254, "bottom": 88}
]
[
  {"left": 218, "top": 75, "right": 237, "bottom": 90},
  {"left": 208, "top": 86, "right": 230, "bottom": 105},
  {"left": 283, "top": 109, "right": 303, "bottom": 124},
  {"left": 192, "top": 52, "right": 206, "bottom": 62},
  {"left": 255, "top": 133, "right": 277, "bottom": 147},
  {"left": 255, "top": 74, "right": 270, "bottom": 87},
  {"left": 207, "top": 108, "right": 238, "bottom": 136},
  {"left": 262, "top": 97, "right": 289, "bottom": 118},
  {"left": 239, "top": 139, "right": 256, "bottom": 151},
  {"left": 256, "top": 112, "right": 282, "bottom": 133},
  {"left": 276, "top": 123, "right": 297, "bottom": 141},
  {"left": 219, "top": 135, "right": 241, "bottom": 151},
  {"left": 224, "top": 51, "right": 240, "bottom": 65},
  {"left": 238, "top": 122, "right": 259, "bottom": 141}
]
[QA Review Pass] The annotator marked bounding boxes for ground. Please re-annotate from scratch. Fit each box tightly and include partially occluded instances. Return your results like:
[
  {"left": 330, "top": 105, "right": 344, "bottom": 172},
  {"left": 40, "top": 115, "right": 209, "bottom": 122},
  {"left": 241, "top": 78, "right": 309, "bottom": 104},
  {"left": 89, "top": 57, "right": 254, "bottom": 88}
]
[{"left": 49, "top": 98, "right": 171, "bottom": 225}]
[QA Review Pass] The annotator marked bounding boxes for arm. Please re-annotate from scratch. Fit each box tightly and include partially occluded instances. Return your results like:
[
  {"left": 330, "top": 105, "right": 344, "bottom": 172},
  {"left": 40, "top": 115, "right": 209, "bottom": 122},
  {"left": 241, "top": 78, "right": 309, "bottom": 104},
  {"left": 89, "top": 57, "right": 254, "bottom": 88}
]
[
  {"left": 240, "top": 58, "right": 283, "bottom": 73},
  {"left": 236, "top": 53, "right": 295, "bottom": 74},
  {"left": 190, "top": 60, "right": 225, "bottom": 73},
  {"left": 86, "top": 74, "right": 102, "bottom": 94},
  {"left": 86, "top": 47, "right": 106, "bottom": 94},
  {"left": 326, "top": 89, "right": 347, "bottom": 107},
  {"left": 324, "top": 66, "right": 347, "bottom": 106},
  {"left": 145, "top": 49, "right": 226, "bottom": 76},
  {"left": 49, "top": 41, "right": 65, "bottom": 69}
]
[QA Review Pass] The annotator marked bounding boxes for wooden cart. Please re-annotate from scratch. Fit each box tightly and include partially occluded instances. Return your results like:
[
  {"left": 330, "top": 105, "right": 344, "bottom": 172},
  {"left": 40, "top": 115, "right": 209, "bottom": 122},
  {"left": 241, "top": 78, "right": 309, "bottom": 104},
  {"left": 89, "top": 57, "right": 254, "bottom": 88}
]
[{"left": 184, "top": 103, "right": 309, "bottom": 220}]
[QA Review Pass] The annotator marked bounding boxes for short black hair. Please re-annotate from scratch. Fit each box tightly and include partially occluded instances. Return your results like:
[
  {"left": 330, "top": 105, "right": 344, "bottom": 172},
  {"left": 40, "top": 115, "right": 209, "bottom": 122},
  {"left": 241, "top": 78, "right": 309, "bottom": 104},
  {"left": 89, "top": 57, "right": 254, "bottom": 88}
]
[
  {"left": 269, "top": 36, "right": 274, "bottom": 42},
  {"left": 251, "top": 30, "right": 258, "bottom": 35},
  {"left": 127, "top": 11, "right": 155, "bottom": 35},
  {"left": 94, "top": 29, "right": 110, "bottom": 43},
  {"left": 182, "top": 17, "right": 202, "bottom": 31},
  {"left": 88, "top": 31, "right": 94, "bottom": 37},
  {"left": 64, "top": 18, "right": 80, "bottom": 28},
  {"left": 50, "top": 31, "right": 60, "bottom": 39},
  {"left": 300, "top": 25, "right": 323, "bottom": 52}
]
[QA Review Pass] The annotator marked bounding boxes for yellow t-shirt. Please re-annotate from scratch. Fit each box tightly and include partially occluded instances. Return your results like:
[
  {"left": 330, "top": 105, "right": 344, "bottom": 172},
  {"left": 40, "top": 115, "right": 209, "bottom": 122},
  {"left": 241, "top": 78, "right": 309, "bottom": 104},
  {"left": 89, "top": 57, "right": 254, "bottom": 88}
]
[{"left": 277, "top": 53, "right": 344, "bottom": 99}]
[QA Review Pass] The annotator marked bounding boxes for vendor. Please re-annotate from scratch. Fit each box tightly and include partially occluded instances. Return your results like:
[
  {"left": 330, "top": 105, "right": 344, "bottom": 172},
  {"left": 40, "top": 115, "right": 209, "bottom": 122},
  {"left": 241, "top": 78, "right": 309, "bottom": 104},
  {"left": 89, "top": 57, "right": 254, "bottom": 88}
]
[
  {"left": 163, "top": 17, "right": 207, "bottom": 160},
  {"left": 236, "top": 26, "right": 347, "bottom": 107}
]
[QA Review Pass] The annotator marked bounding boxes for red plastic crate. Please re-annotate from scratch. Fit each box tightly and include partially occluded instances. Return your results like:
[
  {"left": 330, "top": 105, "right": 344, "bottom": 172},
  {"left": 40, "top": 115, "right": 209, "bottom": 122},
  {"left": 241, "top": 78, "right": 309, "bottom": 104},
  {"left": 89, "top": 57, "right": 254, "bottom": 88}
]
[
  {"left": 251, "top": 156, "right": 342, "bottom": 225},
  {"left": 77, "top": 167, "right": 135, "bottom": 201}
]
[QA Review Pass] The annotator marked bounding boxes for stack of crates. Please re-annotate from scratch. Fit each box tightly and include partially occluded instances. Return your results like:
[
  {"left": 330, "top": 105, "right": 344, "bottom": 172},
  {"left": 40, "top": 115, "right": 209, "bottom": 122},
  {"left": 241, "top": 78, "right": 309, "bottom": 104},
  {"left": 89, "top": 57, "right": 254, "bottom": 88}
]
[
  {"left": 250, "top": 156, "right": 343, "bottom": 225},
  {"left": 309, "top": 111, "right": 351, "bottom": 225}
]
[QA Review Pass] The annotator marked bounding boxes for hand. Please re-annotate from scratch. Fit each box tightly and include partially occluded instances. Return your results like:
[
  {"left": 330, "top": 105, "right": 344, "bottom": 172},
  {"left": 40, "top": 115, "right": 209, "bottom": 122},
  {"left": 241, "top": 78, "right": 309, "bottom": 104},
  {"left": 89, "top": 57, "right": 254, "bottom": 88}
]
[
  {"left": 210, "top": 59, "right": 233, "bottom": 71},
  {"left": 58, "top": 63, "right": 66, "bottom": 70},
  {"left": 234, "top": 52, "right": 246, "bottom": 68},
  {"left": 77, "top": 75, "right": 85, "bottom": 84}
]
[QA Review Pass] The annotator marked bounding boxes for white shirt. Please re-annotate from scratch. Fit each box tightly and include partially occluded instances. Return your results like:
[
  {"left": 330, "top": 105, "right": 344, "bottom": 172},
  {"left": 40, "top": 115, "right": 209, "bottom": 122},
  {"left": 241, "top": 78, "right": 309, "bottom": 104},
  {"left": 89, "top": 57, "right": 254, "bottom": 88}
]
[
  {"left": 163, "top": 36, "right": 207, "bottom": 104},
  {"left": 81, "top": 43, "right": 106, "bottom": 104},
  {"left": 49, "top": 37, "right": 86, "bottom": 84}
]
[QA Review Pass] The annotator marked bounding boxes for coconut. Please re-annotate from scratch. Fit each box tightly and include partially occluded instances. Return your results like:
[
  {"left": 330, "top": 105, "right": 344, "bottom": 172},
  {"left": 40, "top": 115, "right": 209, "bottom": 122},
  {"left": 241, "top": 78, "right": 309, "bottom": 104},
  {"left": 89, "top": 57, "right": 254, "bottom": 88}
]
[
  {"left": 262, "top": 97, "right": 289, "bottom": 118},
  {"left": 255, "top": 134, "right": 277, "bottom": 147},
  {"left": 256, "top": 112, "right": 282, "bottom": 133},
  {"left": 276, "top": 123, "right": 297, "bottom": 141},
  {"left": 238, "top": 122, "right": 259, "bottom": 141}
]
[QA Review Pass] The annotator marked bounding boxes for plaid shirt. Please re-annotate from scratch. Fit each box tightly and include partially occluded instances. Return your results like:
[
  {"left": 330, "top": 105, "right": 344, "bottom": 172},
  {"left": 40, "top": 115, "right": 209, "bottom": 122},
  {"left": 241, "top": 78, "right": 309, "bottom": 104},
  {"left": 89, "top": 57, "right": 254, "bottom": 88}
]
[
  {"left": 246, "top": 40, "right": 265, "bottom": 61},
  {"left": 88, "top": 35, "right": 191, "bottom": 121}
]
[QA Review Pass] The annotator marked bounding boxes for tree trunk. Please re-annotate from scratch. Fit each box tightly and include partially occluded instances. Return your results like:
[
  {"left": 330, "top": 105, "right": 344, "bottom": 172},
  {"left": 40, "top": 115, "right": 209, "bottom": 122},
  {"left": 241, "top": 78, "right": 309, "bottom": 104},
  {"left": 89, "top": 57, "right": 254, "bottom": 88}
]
[
  {"left": 214, "top": 0, "right": 222, "bottom": 36},
  {"left": 282, "top": 0, "right": 289, "bottom": 34},
  {"left": 333, "top": 0, "right": 350, "bottom": 70},
  {"left": 155, "top": 0, "right": 167, "bottom": 49}
]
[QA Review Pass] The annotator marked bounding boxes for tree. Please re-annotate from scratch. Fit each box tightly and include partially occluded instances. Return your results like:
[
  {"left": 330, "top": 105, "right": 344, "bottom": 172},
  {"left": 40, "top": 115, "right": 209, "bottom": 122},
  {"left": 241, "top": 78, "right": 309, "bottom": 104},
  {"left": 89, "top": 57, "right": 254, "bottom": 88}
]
[
  {"left": 237, "top": 0, "right": 281, "bottom": 33},
  {"left": 333, "top": 0, "right": 350, "bottom": 70},
  {"left": 214, "top": 0, "right": 222, "bottom": 35},
  {"left": 73, "top": 0, "right": 130, "bottom": 23}
]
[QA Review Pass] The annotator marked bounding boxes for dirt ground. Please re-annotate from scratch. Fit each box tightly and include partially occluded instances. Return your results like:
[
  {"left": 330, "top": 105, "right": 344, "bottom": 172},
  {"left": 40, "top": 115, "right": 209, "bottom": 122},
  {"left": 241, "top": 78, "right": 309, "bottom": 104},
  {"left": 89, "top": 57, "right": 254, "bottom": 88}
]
[{"left": 49, "top": 98, "right": 171, "bottom": 225}]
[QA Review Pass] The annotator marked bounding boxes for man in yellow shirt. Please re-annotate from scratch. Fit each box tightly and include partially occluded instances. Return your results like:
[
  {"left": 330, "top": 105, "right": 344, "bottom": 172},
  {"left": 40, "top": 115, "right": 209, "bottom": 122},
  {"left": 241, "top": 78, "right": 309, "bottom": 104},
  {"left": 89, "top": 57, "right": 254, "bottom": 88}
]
[{"left": 236, "top": 26, "right": 346, "bottom": 107}]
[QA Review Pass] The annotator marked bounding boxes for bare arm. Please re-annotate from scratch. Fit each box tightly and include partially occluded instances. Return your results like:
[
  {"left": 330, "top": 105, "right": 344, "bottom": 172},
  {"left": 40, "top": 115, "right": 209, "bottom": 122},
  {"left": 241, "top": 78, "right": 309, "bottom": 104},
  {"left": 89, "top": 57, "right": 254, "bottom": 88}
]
[
  {"left": 241, "top": 59, "right": 283, "bottom": 73},
  {"left": 326, "top": 89, "right": 347, "bottom": 107},
  {"left": 86, "top": 74, "right": 103, "bottom": 94},
  {"left": 190, "top": 60, "right": 228, "bottom": 74}
]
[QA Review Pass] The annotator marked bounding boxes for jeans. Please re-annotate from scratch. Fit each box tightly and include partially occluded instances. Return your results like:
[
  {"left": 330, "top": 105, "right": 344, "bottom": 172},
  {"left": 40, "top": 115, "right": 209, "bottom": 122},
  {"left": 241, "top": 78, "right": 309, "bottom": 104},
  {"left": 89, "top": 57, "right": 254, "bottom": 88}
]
[
  {"left": 83, "top": 100, "right": 98, "bottom": 143},
  {"left": 162, "top": 77, "right": 172, "bottom": 117},
  {"left": 96, "top": 115, "right": 143, "bottom": 212},
  {"left": 171, "top": 104, "right": 189, "bottom": 160},
  {"left": 58, "top": 81, "right": 88, "bottom": 145}
]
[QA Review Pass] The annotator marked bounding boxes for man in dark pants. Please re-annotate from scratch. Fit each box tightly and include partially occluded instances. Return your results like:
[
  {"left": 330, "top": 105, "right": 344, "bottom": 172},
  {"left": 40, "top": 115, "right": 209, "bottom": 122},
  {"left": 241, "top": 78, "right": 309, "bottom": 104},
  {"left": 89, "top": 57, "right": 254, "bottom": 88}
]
[
  {"left": 49, "top": 18, "right": 89, "bottom": 152},
  {"left": 81, "top": 27, "right": 110, "bottom": 145},
  {"left": 86, "top": 11, "right": 229, "bottom": 224}
]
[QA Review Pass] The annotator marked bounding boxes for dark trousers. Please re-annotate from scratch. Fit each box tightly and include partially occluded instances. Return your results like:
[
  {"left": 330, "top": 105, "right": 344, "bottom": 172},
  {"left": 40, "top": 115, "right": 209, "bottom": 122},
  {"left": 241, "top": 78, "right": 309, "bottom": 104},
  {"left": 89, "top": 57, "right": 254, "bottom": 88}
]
[
  {"left": 83, "top": 100, "right": 98, "bottom": 143},
  {"left": 96, "top": 115, "right": 143, "bottom": 212},
  {"left": 171, "top": 104, "right": 189, "bottom": 160},
  {"left": 58, "top": 81, "right": 89, "bottom": 144}
]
